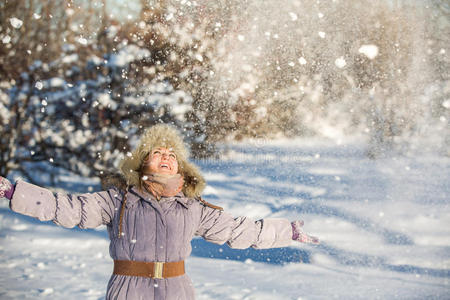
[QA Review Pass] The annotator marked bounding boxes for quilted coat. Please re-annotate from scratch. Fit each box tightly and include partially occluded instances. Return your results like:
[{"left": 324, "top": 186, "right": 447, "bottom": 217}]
[{"left": 10, "top": 181, "right": 293, "bottom": 299}]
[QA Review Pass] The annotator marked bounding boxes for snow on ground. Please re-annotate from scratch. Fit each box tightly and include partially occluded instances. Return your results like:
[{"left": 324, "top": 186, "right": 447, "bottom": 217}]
[{"left": 0, "top": 138, "right": 449, "bottom": 299}]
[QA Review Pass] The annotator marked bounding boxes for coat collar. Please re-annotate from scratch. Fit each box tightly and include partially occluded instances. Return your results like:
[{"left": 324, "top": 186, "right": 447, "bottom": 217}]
[{"left": 126, "top": 185, "right": 191, "bottom": 209}]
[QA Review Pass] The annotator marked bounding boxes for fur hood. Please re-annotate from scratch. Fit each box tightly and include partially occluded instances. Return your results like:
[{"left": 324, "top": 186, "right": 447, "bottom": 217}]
[{"left": 105, "top": 124, "right": 205, "bottom": 198}]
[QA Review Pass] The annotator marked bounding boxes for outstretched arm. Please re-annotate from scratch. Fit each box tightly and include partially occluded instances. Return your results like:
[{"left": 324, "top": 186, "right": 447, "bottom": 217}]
[
  {"left": 195, "top": 204, "right": 319, "bottom": 249},
  {"left": 1, "top": 176, "right": 117, "bottom": 229}
]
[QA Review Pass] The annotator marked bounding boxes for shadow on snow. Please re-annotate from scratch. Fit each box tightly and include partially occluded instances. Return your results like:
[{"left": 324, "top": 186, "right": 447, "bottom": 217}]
[{"left": 190, "top": 237, "right": 311, "bottom": 265}]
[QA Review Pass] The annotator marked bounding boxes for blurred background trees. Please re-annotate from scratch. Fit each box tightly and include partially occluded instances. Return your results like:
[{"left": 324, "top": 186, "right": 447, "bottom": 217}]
[{"left": 0, "top": 0, "right": 448, "bottom": 182}]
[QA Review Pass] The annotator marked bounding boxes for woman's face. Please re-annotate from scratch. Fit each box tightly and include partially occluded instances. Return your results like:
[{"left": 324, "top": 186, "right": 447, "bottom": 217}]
[{"left": 144, "top": 147, "right": 179, "bottom": 175}]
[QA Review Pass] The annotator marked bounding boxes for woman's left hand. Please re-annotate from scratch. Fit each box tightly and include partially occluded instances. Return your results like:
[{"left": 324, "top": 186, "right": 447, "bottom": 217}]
[
  {"left": 291, "top": 220, "right": 319, "bottom": 244},
  {"left": 0, "top": 176, "right": 14, "bottom": 200}
]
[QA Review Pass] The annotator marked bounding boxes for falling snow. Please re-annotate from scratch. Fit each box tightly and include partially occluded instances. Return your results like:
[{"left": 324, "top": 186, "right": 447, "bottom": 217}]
[
  {"left": 358, "top": 44, "right": 379, "bottom": 59},
  {"left": 9, "top": 17, "right": 23, "bottom": 29},
  {"left": 2, "top": 35, "right": 11, "bottom": 44},
  {"left": 334, "top": 57, "right": 347, "bottom": 68}
]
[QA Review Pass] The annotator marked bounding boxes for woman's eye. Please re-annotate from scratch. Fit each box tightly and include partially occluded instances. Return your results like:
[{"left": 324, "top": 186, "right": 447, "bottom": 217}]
[
  {"left": 169, "top": 154, "right": 176, "bottom": 159},
  {"left": 153, "top": 150, "right": 161, "bottom": 155}
]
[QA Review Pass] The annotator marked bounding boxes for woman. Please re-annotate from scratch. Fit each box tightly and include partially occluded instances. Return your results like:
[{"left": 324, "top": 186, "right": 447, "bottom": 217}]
[{"left": 0, "top": 124, "right": 318, "bottom": 299}]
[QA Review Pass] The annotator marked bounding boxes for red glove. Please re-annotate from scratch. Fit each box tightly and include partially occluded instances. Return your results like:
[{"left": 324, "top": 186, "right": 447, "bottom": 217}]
[
  {"left": 291, "top": 220, "right": 319, "bottom": 244},
  {"left": 0, "top": 176, "right": 14, "bottom": 200}
]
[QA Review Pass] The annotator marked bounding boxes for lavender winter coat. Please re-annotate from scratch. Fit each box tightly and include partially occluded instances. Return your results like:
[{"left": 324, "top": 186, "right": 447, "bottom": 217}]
[{"left": 10, "top": 180, "right": 293, "bottom": 299}]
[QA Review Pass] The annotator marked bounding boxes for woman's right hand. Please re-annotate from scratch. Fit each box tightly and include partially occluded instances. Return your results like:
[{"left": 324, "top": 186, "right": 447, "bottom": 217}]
[
  {"left": 291, "top": 220, "right": 320, "bottom": 244},
  {"left": 0, "top": 176, "right": 14, "bottom": 200}
]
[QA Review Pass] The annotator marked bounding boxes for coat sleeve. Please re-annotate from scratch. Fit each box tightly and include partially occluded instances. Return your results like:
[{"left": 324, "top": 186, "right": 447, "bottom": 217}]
[
  {"left": 9, "top": 180, "right": 118, "bottom": 229},
  {"left": 195, "top": 205, "right": 293, "bottom": 249}
]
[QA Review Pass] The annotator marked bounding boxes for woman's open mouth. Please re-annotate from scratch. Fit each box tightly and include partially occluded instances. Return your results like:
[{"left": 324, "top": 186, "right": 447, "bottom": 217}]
[{"left": 159, "top": 163, "right": 170, "bottom": 169}]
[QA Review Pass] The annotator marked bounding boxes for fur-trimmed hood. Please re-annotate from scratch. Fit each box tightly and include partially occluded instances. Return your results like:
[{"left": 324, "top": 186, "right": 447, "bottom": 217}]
[{"left": 110, "top": 124, "right": 205, "bottom": 198}]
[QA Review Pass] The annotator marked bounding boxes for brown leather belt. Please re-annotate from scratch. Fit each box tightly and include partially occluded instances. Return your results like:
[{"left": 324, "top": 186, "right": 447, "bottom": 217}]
[{"left": 113, "top": 260, "right": 185, "bottom": 279}]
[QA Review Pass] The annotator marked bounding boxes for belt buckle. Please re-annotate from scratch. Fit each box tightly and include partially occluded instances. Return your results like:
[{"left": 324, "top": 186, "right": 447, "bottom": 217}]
[{"left": 153, "top": 262, "right": 164, "bottom": 279}]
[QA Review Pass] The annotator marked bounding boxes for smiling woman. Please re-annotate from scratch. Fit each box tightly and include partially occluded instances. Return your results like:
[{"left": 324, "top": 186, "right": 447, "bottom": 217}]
[{"left": 0, "top": 124, "right": 319, "bottom": 300}]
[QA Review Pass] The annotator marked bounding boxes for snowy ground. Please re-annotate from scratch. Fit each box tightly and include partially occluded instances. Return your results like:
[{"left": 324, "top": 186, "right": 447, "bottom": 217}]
[{"left": 0, "top": 138, "right": 449, "bottom": 299}]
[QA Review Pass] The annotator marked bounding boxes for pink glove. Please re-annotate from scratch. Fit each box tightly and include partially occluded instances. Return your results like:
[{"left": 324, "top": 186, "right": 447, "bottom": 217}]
[
  {"left": 0, "top": 176, "right": 15, "bottom": 200},
  {"left": 291, "top": 220, "right": 319, "bottom": 244}
]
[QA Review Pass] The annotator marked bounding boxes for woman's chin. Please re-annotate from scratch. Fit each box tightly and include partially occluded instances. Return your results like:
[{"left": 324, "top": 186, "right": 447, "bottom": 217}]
[{"left": 156, "top": 168, "right": 175, "bottom": 175}]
